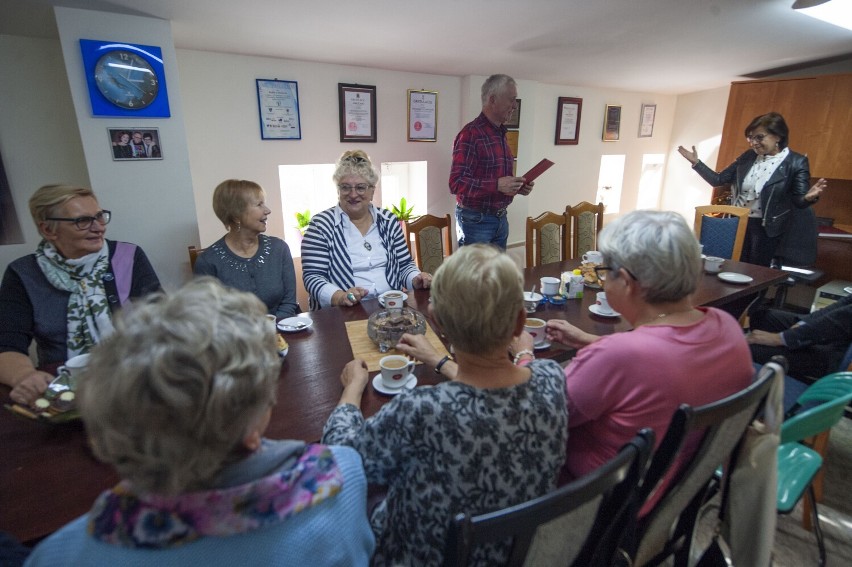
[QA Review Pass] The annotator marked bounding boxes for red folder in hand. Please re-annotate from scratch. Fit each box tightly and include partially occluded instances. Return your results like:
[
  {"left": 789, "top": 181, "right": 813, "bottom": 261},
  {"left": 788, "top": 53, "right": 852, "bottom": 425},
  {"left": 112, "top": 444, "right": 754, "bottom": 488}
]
[{"left": 521, "top": 159, "right": 555, "bottom": 183}]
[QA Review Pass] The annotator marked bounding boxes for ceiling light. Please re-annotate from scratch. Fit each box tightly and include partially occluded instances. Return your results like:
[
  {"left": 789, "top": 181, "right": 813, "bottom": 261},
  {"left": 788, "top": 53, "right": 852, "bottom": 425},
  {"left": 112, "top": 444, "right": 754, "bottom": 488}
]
[{"left": 793, "top": 0, "right": 852, "bottom": 32}]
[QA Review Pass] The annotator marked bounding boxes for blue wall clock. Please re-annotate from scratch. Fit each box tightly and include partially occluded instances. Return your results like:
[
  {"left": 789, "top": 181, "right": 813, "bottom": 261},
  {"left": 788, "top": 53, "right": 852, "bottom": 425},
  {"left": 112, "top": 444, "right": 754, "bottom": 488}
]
[{"left": 80, "top": 39, "right": 171, "bottom": 118}]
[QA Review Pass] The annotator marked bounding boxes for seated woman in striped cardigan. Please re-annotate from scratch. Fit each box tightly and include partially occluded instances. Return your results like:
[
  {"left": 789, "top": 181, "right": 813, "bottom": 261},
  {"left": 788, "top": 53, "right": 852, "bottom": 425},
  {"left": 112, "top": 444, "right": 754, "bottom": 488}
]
[{"left": 301, "top": 150, "right": 432, "bottom": 310}]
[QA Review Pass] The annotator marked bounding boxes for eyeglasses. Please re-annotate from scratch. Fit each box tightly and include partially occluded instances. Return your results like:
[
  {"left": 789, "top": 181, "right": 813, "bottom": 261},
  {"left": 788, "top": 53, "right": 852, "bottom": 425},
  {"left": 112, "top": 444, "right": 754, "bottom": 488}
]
[
  {"left": 746, "top": 133, "right": 768, "bottom": 143},
  {"left": 338, "top": 184, "right": 372, "bottom": 195},
  {"left": 594, "top": 265, "right": 638, "bottom": 283},
  {"left": 46, "top": 210, "right": 111, "bottom": 230}
]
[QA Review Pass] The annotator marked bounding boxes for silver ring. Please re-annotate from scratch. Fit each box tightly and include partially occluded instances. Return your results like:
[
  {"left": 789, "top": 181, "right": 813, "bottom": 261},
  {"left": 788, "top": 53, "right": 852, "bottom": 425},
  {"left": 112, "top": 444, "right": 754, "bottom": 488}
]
[{"left": 346, "top": 292, "right": 356, "bottom": 302}]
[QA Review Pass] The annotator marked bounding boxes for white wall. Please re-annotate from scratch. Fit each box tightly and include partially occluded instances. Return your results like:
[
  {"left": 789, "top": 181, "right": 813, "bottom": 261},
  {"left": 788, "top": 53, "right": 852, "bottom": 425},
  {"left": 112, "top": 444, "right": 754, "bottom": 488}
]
[
  {"left": 52, "top": 7, "right": 199, "bottom": 290},
  {"left": 660, "top": 85, "right": 731, "bottom": 224},
  {"left": 177, "top": 49, "right": 461, "bottom": 248},
  {"left": 0, "top": 8, "right": 732, "bottom": 289}
]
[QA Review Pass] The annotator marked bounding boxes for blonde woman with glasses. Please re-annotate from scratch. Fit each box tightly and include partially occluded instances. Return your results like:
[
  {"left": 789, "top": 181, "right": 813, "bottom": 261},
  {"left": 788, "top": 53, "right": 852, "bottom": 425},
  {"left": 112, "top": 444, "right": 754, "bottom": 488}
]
[
  {"left": 0, "top": 184, "right": 160, "bottom": 406},
  {"left": 301, "top": 150, "right": 432, "bottom": 310}
]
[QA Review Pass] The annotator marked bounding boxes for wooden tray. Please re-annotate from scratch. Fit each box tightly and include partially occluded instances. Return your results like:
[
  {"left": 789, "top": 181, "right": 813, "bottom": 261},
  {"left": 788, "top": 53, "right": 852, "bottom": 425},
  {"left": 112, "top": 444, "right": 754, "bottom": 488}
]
[{"left": 344, "top": 320, "right": 450, "bottom": 372}]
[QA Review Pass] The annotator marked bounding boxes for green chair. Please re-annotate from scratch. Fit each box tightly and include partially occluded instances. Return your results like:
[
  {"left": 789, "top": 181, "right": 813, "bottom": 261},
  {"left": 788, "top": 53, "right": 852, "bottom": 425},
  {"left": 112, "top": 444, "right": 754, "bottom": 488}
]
[{"left": 777, "top": 371, "right": 852, "bottom": 567}]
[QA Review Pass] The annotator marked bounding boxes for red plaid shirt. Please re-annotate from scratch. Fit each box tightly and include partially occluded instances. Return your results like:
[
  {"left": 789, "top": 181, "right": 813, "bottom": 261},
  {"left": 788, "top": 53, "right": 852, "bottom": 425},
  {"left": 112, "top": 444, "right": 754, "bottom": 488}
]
[{"left": 449, "top": 113, "right": 515, "bottom": 212}]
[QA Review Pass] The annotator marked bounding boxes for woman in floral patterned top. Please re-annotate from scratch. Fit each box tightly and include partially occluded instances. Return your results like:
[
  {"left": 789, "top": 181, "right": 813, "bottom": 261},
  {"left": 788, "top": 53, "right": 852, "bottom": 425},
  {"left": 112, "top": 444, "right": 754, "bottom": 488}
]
[{"left": 323, "top": 244, "right": 568, "bottom": 566}]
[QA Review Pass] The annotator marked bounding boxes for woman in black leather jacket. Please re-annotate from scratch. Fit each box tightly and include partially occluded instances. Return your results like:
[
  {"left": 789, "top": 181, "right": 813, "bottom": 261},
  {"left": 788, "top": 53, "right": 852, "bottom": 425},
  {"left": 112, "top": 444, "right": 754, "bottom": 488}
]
[{"left": 678, "top": 112, "right": 825, "bottom": 266}]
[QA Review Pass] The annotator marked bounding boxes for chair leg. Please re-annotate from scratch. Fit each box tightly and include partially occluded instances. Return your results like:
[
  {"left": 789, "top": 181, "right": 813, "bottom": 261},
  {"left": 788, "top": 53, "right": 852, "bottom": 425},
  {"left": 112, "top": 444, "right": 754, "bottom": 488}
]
[
  {"left": 803, "top": 430, "right": 830, "bottom": 531},
  {"left": 807, "top": 485, "right": 826, "bottom": 567}
]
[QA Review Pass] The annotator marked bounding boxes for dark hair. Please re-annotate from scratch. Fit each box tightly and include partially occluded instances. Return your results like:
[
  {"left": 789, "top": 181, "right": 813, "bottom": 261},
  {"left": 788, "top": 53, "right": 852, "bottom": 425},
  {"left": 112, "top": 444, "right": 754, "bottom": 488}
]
[{"left": 744, "top": 112, "right": 789, "bottom": 150}]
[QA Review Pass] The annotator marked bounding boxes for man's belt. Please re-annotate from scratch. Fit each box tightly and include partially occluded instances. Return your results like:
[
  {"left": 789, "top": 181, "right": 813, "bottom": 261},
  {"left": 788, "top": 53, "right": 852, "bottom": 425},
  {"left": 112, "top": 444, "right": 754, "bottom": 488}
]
[{"left": 457, "top": 204, "right": 508, "bottom": 217}]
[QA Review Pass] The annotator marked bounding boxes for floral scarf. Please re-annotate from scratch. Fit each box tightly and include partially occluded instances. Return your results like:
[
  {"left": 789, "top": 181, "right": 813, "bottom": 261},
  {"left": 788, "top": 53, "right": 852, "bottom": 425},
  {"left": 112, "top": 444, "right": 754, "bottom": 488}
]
[
  {"left": 35, "top": 240, "right": 113, "bottom": 357},
  {"left": 87, "top": 444, "right": 343, "bottom": 549}
]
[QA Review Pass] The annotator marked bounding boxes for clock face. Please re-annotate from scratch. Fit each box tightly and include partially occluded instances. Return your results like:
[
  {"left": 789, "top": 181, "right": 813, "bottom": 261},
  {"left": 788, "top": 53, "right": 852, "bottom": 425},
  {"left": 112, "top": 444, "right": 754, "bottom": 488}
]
[{"left": 93, "top": 50, "right": 159, "bottom": 110}]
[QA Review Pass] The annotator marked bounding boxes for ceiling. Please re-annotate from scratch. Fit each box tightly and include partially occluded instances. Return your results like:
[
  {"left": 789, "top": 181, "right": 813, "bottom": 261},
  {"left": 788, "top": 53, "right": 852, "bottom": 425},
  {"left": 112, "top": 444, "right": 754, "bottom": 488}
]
[{"left": 3, "top": 0, "right": 852, "bottom": 95}]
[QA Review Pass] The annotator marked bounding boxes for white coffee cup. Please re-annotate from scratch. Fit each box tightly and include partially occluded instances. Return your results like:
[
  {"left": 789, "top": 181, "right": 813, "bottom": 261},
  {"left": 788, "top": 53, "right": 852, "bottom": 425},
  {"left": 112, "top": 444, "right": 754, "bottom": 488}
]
[
  {"left": 704, "top": 256, "right": 724, "bottom": 273},
  {"left": 523, "top": 317, "right": 547, "bottom": 345},
  {"left": 379, "top": 355, "right": 415, "bottom": 389},
  {"left": 524, "top": 292, "right": 542, "bottom": 314},
  {"left": 540, "top": 276, "right": 560, "bottom": 296},
  {"left": 596, "top": 292, "right": 614, "bottom": 314},
  {"left": 57, "top": 353, "right": 90, "bottom": 390},
  {"left": 384, "top": 291, "right": 404, "bottom": 311},
  {"left": 582, "top": 251, "right": 603, "bottom": 264}
]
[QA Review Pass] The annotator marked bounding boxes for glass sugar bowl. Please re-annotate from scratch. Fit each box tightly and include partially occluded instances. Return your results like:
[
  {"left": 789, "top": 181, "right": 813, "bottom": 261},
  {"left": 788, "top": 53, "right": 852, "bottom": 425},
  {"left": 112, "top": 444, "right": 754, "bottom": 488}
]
[{"left": 367, "top": 307, "right": 427, "bottom": 353}]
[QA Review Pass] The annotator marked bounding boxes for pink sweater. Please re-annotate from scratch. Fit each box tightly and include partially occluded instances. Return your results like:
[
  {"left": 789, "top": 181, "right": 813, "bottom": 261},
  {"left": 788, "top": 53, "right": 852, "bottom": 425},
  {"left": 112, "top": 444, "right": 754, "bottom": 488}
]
[{"left": 563, "top": 308, "right": 752, "bottom": 486}]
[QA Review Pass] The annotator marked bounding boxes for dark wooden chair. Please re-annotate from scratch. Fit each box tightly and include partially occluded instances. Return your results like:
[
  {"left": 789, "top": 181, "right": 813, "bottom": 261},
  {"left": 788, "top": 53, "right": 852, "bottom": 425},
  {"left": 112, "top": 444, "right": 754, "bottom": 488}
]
[
  {"left": 628, "top": 358, "right": 783, "bottom": 567},
  {"left": 444, "top": 429, "right": 654, "bottom": 567},
  {"left": 188, "top": 245, "right": 206, "bottom": 270}
]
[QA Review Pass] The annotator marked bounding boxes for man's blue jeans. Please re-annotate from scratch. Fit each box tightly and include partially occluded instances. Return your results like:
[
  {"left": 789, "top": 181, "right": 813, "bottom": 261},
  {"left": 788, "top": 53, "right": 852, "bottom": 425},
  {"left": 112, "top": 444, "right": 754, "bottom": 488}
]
[{"left": 455, "top": 206, "right": 509, "bottom": 250}]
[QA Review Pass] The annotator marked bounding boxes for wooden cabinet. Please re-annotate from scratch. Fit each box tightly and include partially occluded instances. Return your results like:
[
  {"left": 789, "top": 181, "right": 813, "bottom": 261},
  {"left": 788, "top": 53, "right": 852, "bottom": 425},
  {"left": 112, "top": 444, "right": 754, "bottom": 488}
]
[{"left": 717, "top": 74, "right": 852, "bottom": 180}]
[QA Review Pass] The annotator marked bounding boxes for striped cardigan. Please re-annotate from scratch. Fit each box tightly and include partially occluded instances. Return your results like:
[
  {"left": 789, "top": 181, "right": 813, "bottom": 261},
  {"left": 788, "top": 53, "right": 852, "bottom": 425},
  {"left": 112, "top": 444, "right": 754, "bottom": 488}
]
[{"left": 301, "top": 206, "right": 420, "bottom": 310}]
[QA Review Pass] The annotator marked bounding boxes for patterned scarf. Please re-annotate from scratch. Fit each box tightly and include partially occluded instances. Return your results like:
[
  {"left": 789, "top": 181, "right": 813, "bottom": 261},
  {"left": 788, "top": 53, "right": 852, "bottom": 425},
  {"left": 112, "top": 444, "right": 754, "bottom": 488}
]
[
  {"left": 35, "top": 240, "right": 113, "bottom": 357},
  {"left": 87, "top": 445, "right": 343, "bottom": 549}
]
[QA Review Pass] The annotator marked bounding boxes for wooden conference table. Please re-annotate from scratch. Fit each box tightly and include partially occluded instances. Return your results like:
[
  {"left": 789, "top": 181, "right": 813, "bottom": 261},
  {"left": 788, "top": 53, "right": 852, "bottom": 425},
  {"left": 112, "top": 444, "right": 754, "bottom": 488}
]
[{"left": 0, "top": 259, "right": 786, "bottom": 544}]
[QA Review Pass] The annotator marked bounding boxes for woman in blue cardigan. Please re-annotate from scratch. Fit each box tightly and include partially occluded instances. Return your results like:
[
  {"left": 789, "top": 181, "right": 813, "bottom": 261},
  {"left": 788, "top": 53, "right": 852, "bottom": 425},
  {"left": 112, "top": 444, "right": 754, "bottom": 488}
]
[{"left": 301, "top": 150, "right": 432, "bottom": 310}]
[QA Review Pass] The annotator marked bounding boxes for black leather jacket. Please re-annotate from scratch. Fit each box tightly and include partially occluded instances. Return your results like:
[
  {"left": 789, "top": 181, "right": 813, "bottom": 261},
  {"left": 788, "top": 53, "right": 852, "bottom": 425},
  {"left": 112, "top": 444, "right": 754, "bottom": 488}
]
[{"left": 693, "top": 149, "right": 811, "bottom": 238}]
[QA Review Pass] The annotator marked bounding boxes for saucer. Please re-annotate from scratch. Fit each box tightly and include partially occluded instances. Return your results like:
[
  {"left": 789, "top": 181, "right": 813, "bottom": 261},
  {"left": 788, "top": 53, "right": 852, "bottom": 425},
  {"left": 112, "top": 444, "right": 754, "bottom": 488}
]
[
  {"left": 524, "top": 292, "right": 543, "bottom": 303},
  {"left": 277, "top": 316, "right": 313, "bottom": 332},
  {"left": 717, "top": 272, "right": 753, "bottom": 284},
  {"left": 378, "top": 291, "right": 409, "bottom": 307},
  {"left": 534, "top": 341, "right": 551, "bottom": 351},
  {"left": 589, "top": 304, "right": 620, "bottom": 318},
  {"left": 372, "top": 374, "right": 417, "bottom": 395}
]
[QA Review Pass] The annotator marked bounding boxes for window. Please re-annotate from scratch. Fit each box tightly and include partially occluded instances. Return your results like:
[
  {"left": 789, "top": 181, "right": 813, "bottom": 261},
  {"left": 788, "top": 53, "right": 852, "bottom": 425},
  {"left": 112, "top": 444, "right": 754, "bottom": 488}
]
[{"left": 595, "top": 155, "right": 625, "bottom": 214}]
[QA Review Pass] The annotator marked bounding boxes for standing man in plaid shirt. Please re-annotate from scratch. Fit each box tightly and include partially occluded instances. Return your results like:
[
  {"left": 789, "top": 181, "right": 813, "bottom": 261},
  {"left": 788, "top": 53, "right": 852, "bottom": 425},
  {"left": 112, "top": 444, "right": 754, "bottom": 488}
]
[{"left": 449, "top": 74, "right": 533, "bottom": 249}]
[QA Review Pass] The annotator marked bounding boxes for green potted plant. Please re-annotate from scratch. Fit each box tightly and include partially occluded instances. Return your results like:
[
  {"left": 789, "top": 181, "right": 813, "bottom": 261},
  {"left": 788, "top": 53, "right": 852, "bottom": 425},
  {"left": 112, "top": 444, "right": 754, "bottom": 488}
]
[
  {"left": 295, "top": 209, "right": 312, "bottom": 236},
  {"left": 386, "top": 197, "right": 415, "bottom": 222}
]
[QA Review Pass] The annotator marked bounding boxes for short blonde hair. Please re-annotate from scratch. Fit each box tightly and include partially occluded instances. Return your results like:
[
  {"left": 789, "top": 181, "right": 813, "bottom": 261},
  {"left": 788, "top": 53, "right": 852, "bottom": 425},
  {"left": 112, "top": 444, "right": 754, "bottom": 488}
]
[
  {"left": 28, "top": 184, "right": 96, "bottom": 233},
  {"left": 430, "top": 244, "right": 523, "bottom": 354},
  {"left": 78, "top": 278, "right": 281, "bottom": 495},
  {"left": 332, "top": 150, "right": 379, "bottom": 187},
  {"left": 212, "top": 179, "right": 264, "bottom": 229}
]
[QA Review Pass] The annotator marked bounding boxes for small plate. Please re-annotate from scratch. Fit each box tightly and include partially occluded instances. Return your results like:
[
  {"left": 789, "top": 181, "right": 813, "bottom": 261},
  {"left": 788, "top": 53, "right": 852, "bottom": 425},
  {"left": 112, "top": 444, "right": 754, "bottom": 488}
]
[
  {"left": 277, "top": 316, "right": 313, "bottom": 332},
  {"left": 584, "top": 282, "right": 603, "bottom": 290},
  {"left": 378, "top": 291, "right": 409, "bottom": 307},
  {"left": 589, "top": 304, "right": 620, "bottom": 318},
  {"left": 547, "top": 295, "right": 567, "bottom": 305},
  {"left": 534, "top": 341, "right": 551, "bottom": 351},
  {"left": 717, "top": 272, "right": 753, "bottom": 284},
  {"left": 372, "top": 374, "right": 417, "bottom": 395}
]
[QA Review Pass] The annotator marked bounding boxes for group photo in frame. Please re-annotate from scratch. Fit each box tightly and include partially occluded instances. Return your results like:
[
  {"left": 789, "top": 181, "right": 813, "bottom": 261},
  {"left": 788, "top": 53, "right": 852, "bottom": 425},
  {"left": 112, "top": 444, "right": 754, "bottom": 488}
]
[
  {"left": 107, "top": 128, "right": 162, "bottom": 160},
  {"left": 602, "top": 104, "right": 621, "bottom": 141},
  {"left": 555, "top": 96, "right": 582, "bottom": 145},
  {"left": 256, "top": 79, "right": 302, "bottom": 140},
  {"left": 338, "top": 83, "right": 377, "bottom": 143},
  {"left": 407, "top": 89, "right": 437, "bottom": 142},
  {"left": 638, "top": 103, "right": 656, "bottom": 138}
]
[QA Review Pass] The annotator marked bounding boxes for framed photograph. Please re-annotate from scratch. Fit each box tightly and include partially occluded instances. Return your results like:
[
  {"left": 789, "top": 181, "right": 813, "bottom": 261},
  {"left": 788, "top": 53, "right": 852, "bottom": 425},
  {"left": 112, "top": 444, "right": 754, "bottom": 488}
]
[
  {"left": 638, "top": 103, "right": 657, "bottom": 138},
  {"left": 506, "top": 130, "right": 519, "bottom": 157},
  {"left": 256, "top": 79, "right": 301, "bottom": 140},
  {"left": 338, "top": 83, "right": 377, "bottom": 143},
  {"left": 407, "top": 89, "right": 437, "bottom": 142},
  {"left": 505, "top": 99, "right": 521, "bottom": 129},
  {"left": 555, "top": 97, "right": 582, "bottom": 145},
  {"left": 603, "top": 104, "right": 621, "bottom": 142},
  {"left": 107, "top": 128, "right": 162, "bottom": 160}
]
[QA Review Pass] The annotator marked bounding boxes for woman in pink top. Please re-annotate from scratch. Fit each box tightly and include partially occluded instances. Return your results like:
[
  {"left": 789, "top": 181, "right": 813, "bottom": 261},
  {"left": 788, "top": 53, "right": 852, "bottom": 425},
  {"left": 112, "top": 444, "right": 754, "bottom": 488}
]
[{"left": 546, "top": 210, "right": 753, "bottom": 487}]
